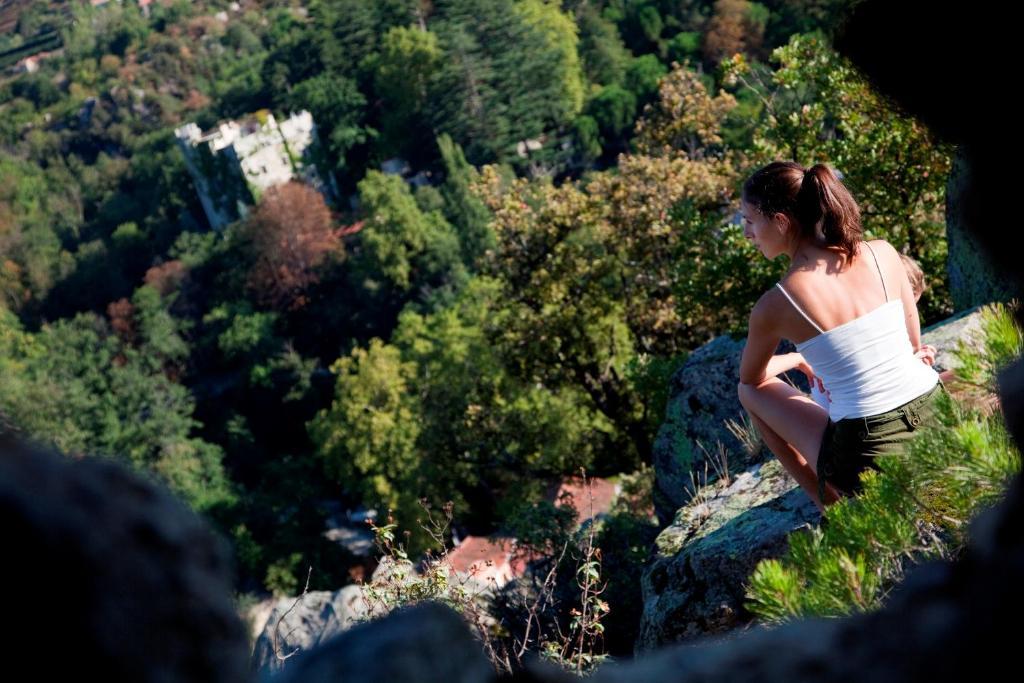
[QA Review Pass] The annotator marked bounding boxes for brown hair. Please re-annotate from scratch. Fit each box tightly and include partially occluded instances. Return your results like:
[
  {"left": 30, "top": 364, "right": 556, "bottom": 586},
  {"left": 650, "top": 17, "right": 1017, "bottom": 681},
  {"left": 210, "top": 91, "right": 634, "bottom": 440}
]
[
  {"left": 741, "top": 161, "right": 863, "bottom": 259},
  {"left": 899, "top": 252, "right": 926, "bottom": 299}
]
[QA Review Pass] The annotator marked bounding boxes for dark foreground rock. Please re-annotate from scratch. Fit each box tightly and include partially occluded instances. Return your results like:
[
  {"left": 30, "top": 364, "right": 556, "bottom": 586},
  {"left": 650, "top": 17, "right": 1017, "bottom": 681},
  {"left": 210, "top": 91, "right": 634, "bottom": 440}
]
[
  {"left": 271, "top": 602, "right": 493, "bottom": 683},
  {"left": 0, "top": 433, "right": 251, "bottom": 682}
]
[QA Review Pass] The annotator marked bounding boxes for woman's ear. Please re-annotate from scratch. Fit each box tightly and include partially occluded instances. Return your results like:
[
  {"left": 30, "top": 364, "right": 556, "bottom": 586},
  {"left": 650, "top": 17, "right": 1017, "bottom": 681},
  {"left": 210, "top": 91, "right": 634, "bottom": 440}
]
[{"left": 773, "top": 212, "right": 791, "bottom": 237}]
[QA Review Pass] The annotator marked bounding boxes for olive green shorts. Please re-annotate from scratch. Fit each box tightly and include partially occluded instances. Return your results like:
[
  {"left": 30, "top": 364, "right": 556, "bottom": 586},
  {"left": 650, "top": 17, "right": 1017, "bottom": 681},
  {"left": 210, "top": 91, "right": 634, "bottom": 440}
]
[{"left": 817, "top": 381, "right": 947, "bottom": 503}]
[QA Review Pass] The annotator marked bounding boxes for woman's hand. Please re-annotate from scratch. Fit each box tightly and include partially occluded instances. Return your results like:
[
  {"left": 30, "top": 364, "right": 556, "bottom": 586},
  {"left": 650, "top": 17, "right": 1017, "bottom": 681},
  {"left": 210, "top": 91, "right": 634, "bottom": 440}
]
[
  {"left": 793, "top": 354, "right": 826, "bottom": 393},
  {"left": 914, "top": 344, "right": 938, "bottom": 366}
]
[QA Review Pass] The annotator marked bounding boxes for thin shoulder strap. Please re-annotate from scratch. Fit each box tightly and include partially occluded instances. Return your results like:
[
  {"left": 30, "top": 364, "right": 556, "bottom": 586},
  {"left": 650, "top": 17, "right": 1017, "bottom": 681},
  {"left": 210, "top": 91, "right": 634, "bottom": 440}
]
[
  {"left": 775, "top": 282, "right": 824, "bottom": 333},
  {"left": 863, "top": 241, "right": 888, "bottom": 300}
]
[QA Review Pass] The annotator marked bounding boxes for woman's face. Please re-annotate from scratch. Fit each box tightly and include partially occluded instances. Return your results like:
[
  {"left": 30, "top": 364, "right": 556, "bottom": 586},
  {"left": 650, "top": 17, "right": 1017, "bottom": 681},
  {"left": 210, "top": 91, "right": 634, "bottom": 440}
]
[{"left": 740, "top": 199, "right": 791, "bottom": 259}]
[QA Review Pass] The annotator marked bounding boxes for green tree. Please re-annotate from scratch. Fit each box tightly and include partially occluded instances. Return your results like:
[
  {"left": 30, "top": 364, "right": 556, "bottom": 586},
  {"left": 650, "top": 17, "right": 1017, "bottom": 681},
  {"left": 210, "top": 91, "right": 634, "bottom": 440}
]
[
  {"left": 430, "top": 0, "right": 586, "bottom": 166},
  {"left": 572, "top": 114, "right": 604, "bottom": 165},
  {"left": 261, "top": 13, "right": 325, "bottom": 105},
  {"left": 762, "top": 0, "right": 855, "bottom": 48},
  {"left": 475, "top": 167, "right": 661, "bottom": 467},
  {"left": 428, "top": 22, "right": 507, "bottom": 164},
  {"left": 352, "top": 170, "right": 465, "bottom": 299},
  {"left": 586, "top": 85, "right": 637, "bottom": 148},
  {"left": 392, "top": 277, "right": 607, "bottom": 519},
  {"left": 312, "top": 0, "right": 419, "bottom": 82},
  {"left": 666, "top": 31, "right": 702, "bottom": 65},
  {"left": 624, "top": 54, "right": 668, "bottom": 107},
  {"left": 604, "top": 0, "right": 666, "bottom": 54},
  {"left": 437, "top": 134, "right": 495, "bottom": 269},
  {"left": 374, "top": 26, "right": 443, "bottom": 160},
  {"left": 0, "top": 157, "right": 79, "bottom": 310},
  {"left": 510, "top": 0, "right": 586, "bottom": 129},
  {"left": 0, "top": 300, "right": 232, "bottom": 513},
  {"left": 309, "top": 277, "right": 608, "bottom": 549},
  {"left": 288, "top": 73, "right": 369, "bottom": 175},
  {"left": 97, "top": 2, "right": 149, "bottom": 57},
  {"left": 11, "top": 75, "right": 61, "bottom": 108},
  {"left": 575, "top": 2, "right": 632, "bottom": 87},
  {"left": 308, "top": 337, "right": 425, "bottom": 539},
  {"left": 470, "top": 69, "right": 756, "bottom": 462}
]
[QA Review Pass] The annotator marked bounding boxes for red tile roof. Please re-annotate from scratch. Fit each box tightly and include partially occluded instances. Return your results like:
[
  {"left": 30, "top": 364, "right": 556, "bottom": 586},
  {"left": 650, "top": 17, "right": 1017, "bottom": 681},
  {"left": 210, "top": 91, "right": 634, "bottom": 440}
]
[
  {"left": 442, "top": 536, "right": 517, "bottom": 587},
  {"left": 437, "top": 476, "right": 620, "bottom": 588},
  {"left": 445, "top": 535, "right": 516, "bottom": 573}
]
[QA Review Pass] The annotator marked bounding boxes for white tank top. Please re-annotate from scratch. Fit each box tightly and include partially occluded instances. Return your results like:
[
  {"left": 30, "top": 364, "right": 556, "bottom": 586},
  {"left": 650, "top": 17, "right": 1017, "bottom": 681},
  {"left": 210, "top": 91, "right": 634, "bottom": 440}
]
[{"left": 775, "top": 243, "right": 939, "bottom": 421}]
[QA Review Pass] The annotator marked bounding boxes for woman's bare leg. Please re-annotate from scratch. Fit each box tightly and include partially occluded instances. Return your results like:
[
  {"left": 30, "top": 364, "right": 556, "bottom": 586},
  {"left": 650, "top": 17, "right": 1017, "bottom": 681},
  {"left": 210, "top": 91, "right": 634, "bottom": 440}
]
[
  {"left": 738, "top": 377, "right": 844, "bottom": 513},
  {"left": 747, "top": 412, "right": 844, "bottom": 512}
]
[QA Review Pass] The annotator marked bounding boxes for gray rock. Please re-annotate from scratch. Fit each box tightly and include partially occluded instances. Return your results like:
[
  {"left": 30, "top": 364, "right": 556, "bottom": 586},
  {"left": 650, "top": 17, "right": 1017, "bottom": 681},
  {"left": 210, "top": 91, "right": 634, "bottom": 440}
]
[
  {"left": 252, "top": 586, "right": 369, "bottom": 676},
  {"left": 273, "top": 601, "right": 494, "bottom": 683},
  {"left": 920, "top": 304, "right": 986, "bottom": 374},
  {"left": 369, "top": 555, "right": 418, "bottom": 584},
  {"left": 650, "top": 335, "right": 741, "bottom": 527},
  {"left": 636, "top": 459, "right": 820, "bottom": 653},
  {"left": 652, "top": 337, "right": 808, "bottom": 525},
  {"left": 252, "top": 555, "right": 495, "bottom": 677}
]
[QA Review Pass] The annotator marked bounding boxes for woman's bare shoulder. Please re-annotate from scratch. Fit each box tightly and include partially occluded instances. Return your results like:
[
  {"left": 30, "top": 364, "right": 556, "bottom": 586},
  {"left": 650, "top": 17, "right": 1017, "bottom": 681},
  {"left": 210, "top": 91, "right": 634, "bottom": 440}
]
[
  {"left": 866, "top": 238, "right": 900, "bottom": 261},
  {"left": 750, "top": 285, "right": 789, "bottom": 325},
  {"left": 865, "top": 238, "right": 907, "bottom": 272}
]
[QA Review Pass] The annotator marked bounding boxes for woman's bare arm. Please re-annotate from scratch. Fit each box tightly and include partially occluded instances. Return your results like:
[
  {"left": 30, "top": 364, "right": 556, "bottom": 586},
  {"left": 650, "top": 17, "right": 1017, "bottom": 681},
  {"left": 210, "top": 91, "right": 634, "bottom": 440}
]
[
  {"left": 889, "top": 242, "right": 925, "bottom": 351},
  {"left": 739, "top": 292, "right": 786, "bottom": 385}
]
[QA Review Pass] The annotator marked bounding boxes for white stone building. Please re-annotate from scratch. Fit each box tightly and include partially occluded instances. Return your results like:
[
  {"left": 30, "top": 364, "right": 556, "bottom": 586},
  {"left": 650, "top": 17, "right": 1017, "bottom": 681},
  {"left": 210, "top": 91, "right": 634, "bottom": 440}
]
[{"left": 175, "top": 110, "right": 334, "bottom": 230}]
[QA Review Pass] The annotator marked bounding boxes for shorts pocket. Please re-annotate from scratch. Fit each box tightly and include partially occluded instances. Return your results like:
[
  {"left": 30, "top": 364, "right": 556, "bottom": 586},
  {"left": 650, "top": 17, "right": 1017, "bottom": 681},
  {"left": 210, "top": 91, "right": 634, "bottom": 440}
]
[{"left": 864, "top": 414, "right": 909, "bottom": 439}]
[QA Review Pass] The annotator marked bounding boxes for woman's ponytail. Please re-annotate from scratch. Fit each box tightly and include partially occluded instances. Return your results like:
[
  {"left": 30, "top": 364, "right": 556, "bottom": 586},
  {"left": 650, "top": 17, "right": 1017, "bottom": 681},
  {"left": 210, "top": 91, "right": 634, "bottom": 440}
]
[
  {"left": 797, "top": 164, "right": 862, "bottom": 259},
  {"left": 743, "top": 161, "right": 863, "bottom": 259}
]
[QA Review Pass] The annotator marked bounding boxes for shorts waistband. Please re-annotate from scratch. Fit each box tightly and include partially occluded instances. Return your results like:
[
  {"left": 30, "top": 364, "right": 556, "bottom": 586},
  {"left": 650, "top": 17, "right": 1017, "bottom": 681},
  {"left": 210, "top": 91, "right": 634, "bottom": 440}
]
[{"left": 836, "top": 381, "right": 943, "bottom": 430}]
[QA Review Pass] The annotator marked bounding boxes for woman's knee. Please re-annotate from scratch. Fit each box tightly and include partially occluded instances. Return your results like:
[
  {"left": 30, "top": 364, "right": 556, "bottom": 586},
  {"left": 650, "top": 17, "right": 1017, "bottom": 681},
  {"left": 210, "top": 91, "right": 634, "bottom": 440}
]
[
  {"left": 737, "top": 380, "right": 762, "bottom": 411},
  {"left": 737, "top": 381, "right": 751, "bottom": 409}
]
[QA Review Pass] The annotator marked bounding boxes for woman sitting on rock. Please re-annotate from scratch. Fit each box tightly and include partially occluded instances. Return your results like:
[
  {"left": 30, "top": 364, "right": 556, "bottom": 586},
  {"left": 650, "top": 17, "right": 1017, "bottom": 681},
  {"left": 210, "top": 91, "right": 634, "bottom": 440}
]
[{"left": 736, "top": 161, "right": 944, "bottom": 513}]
